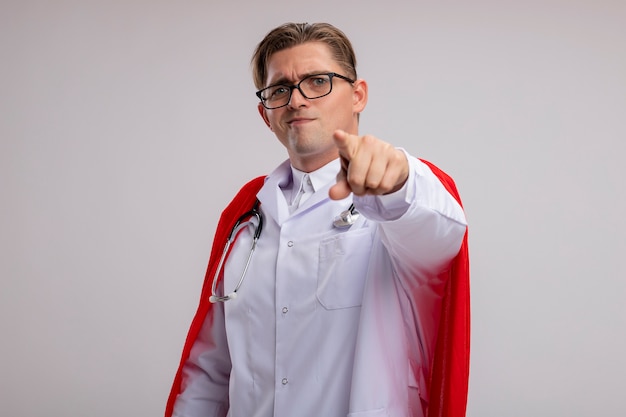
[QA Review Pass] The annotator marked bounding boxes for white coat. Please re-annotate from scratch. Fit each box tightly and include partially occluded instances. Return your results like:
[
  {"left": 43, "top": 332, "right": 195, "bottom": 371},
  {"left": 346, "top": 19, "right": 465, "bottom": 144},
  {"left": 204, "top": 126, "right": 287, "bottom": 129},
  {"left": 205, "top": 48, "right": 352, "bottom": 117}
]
[{"left": 173, "top": 154, "right": 467, "bottom": 417}]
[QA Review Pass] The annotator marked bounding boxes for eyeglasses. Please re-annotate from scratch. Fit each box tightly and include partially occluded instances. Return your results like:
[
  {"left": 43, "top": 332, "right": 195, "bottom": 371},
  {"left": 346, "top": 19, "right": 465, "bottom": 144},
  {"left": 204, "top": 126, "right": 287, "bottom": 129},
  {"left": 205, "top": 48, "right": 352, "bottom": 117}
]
[{"left": 256, "top": 72, "right": 355, "bottom": 109}]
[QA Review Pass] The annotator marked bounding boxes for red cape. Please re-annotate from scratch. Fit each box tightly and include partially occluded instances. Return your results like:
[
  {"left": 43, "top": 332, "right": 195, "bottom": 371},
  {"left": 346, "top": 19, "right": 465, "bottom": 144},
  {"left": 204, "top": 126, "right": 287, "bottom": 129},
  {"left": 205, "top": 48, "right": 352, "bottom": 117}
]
[{"left": 165, "top": 162, "right": 470, "bottom": 417}]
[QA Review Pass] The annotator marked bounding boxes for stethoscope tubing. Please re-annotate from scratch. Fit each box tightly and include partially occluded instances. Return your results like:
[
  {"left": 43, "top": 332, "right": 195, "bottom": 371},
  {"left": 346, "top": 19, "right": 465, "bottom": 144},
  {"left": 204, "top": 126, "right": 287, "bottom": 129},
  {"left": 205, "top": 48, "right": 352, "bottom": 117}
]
[{"left": 209, "top": 202, "right": 263, "bottom": 303}]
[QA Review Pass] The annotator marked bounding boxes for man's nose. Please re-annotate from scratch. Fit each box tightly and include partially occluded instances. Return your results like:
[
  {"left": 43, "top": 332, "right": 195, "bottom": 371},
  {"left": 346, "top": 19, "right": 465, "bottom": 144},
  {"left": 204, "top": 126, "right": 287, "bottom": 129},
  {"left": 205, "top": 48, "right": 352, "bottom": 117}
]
[{"left": 287, "top": 87, "right": 309, "bottom": 108}]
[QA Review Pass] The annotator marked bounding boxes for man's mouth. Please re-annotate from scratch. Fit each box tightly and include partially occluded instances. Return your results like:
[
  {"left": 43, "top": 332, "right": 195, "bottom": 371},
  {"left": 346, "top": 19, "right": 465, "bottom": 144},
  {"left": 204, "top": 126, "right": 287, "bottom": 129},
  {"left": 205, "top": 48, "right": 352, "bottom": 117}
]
[{"left": 288, "top": 117, "right": 314, "bottom": 126}]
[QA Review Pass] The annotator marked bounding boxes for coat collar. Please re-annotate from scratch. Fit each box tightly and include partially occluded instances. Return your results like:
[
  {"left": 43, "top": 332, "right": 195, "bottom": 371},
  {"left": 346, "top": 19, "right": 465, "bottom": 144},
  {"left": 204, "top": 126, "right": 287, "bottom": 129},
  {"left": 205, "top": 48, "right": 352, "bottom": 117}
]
[{"left": 257, "top": 158, "right": 341, "bottom": 226}]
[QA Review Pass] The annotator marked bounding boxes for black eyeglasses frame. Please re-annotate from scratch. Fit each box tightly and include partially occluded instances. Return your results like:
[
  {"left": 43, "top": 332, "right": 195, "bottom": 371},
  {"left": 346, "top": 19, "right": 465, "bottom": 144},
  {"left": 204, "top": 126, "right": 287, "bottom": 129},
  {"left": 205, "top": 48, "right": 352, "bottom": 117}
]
[{"left": 255, "top": 72, "right": 355, "bottom": 109}]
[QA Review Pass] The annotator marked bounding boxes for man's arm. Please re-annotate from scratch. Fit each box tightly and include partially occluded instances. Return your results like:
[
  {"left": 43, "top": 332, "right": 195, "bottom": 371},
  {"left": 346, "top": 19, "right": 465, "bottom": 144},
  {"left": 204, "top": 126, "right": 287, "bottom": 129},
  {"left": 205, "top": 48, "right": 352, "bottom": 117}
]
[
  {"left": 356, "top": 154, "right": 466, "bottom": 277},
  {"left": 329, "top": 129, "right": 467, "bottom": 277}
]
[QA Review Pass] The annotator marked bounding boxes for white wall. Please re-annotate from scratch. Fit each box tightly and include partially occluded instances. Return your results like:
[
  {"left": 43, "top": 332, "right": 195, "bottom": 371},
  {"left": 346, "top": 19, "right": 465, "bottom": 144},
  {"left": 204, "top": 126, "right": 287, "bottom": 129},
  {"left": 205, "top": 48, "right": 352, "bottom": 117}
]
[{"left": 1, "top": 1, "right": 624, "bottom": 416}]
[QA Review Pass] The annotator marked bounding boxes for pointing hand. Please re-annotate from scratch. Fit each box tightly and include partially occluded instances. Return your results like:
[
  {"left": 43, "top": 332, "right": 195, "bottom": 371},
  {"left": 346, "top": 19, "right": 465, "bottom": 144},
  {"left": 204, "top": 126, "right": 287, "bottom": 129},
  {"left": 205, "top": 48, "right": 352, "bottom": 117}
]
[{"left": 329, "top": 130, "right": 409, "bottom": 201}]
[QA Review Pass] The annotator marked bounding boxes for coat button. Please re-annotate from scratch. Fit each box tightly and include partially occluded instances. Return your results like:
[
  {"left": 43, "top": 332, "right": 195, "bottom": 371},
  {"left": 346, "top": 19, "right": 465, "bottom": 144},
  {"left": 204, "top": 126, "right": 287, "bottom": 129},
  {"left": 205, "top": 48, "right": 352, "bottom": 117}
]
[
  {"left": 287, "top": 241, "right": 294, "bottom": 247},
  {"left": 281, "top": 378, "right": 288, "bottom": 385},
  {"left": 282, "top": 307, "right": 289, "bottom": 314}
]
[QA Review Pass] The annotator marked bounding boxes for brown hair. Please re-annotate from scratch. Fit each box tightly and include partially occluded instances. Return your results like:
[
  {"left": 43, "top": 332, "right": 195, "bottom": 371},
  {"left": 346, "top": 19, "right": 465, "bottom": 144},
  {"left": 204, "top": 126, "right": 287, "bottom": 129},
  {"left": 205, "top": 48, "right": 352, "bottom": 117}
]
[{"left": 251, "top": 22, "right": 357, "bottom": 90}]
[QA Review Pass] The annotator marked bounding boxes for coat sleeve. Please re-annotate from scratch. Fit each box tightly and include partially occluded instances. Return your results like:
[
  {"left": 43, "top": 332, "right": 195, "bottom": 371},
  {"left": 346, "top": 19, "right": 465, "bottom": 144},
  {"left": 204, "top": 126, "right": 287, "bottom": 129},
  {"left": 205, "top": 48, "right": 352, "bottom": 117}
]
[
  {"left": 353, "top": 155, "right": 467, "bottom": 280},
  {"left": 354, "top": 156, "right": 470, "bottom": 417}
]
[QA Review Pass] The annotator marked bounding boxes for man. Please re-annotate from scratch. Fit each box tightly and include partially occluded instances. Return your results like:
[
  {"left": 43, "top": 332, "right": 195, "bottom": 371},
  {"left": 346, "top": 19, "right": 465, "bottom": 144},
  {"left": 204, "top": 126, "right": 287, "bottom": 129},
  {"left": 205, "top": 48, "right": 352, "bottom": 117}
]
[{"left": 166, "top": 22, "right": 469, "bottom": 417}]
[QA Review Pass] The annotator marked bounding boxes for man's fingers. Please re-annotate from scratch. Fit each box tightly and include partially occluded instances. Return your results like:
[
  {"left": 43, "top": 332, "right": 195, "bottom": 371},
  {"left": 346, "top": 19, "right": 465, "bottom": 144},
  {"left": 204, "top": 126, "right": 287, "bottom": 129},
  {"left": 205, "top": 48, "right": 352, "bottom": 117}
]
[
  {"left": 333, "top": 129, "right": 359, "bottom": 161},
  {"left": 333, "top": 129, "right": 365, "bottom": 197},
  {"left": 331, "top": 130, "right": 409, "bottom": 198},
  {"left": 333, "top": 129, "right": 373, "bottom": 197}
]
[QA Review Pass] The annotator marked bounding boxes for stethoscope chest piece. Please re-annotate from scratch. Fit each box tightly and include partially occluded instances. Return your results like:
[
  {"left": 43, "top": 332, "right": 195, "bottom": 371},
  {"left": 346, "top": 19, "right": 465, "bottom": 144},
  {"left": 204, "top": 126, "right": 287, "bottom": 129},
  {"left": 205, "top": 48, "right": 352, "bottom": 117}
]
[{"left": 333, "top": 203, "right": 360, "bottom": 228}]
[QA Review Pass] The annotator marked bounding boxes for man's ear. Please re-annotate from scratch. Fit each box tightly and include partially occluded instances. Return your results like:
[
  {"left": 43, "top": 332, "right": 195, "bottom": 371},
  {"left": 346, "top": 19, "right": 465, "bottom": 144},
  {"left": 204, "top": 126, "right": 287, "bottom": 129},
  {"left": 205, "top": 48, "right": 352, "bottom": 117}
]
[
  {"left": 352, "top": 79, "right": 368, "bottom": 114},
  {"left": 258, "top": 103, "right": 273, "bottom": 131}
]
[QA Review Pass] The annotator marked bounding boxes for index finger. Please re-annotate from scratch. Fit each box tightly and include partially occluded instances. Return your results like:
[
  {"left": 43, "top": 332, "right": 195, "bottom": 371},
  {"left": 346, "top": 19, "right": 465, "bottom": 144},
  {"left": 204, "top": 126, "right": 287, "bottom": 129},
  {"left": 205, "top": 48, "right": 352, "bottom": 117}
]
[{"left": 333, "top": 129, "right": 359, "bottom": 161}]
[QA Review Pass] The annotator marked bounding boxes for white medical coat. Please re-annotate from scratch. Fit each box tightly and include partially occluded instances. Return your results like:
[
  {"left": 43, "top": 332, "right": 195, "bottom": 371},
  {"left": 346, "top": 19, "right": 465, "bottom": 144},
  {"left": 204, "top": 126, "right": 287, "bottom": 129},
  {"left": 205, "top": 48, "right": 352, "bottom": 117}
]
[{"left": 173, "top": 154, "right": 467, "bottom": 417}]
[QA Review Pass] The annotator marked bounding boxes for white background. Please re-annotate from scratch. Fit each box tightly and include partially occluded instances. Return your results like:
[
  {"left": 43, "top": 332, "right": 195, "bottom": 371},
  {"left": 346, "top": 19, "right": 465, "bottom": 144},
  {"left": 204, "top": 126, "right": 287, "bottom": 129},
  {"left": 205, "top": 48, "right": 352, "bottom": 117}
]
[{"left": 1, "top": 1, "right": 625, "bottom": 416}]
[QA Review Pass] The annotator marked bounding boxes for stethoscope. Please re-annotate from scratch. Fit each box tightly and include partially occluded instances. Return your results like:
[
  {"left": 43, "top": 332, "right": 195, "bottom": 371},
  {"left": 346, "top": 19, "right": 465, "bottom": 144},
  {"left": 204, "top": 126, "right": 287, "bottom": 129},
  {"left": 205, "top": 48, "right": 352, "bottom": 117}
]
[{"left": 209, "top": 200, "right": 359, "bottom": 303}]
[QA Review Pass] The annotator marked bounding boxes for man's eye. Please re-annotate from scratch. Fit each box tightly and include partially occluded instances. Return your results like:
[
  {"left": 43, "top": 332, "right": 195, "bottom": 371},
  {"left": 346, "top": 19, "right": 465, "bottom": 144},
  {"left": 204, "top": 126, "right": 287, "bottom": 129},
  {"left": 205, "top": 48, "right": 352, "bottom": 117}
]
[
  {"left": 269, "top": 86, "right": 289, "bottom": 99},
  {"left": 310, "top": 77, "right": 328, "bottom": 86},
  {"left": 302, "top": 76, "right": 330, "bottom": 93}
]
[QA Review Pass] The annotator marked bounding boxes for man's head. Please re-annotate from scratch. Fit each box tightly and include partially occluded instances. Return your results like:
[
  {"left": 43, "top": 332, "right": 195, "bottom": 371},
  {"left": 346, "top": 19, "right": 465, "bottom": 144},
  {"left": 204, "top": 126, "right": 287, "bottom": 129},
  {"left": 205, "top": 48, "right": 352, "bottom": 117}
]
[
  {"left": 251, "top": 22, "right": 357, "bottom": 91},
  {"left": 252, "top": 23, "right": 367, "bottom": 172}
]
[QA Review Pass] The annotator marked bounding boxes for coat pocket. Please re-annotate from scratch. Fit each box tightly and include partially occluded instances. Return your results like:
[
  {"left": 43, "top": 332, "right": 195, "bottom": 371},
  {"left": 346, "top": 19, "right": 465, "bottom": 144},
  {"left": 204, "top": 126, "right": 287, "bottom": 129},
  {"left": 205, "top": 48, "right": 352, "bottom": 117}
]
[{"left": 317, "top": 228, "right": 373, "bottom": 309}]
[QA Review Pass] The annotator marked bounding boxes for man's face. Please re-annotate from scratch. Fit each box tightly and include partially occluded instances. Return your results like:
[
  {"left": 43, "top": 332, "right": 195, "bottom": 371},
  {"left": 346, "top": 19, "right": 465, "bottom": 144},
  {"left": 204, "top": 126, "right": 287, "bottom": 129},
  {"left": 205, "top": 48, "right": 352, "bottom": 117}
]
[{"left": 258, "top": 42, "right": 367, "bottom": 172}]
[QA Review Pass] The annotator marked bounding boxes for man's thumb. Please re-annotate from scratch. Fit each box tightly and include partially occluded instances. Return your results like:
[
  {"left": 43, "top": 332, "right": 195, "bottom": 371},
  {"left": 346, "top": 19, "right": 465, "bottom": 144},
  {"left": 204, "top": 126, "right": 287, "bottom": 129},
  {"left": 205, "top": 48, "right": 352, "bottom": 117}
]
[{"left": 329, "top": 167, "right": 351, "bottom": 200}]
